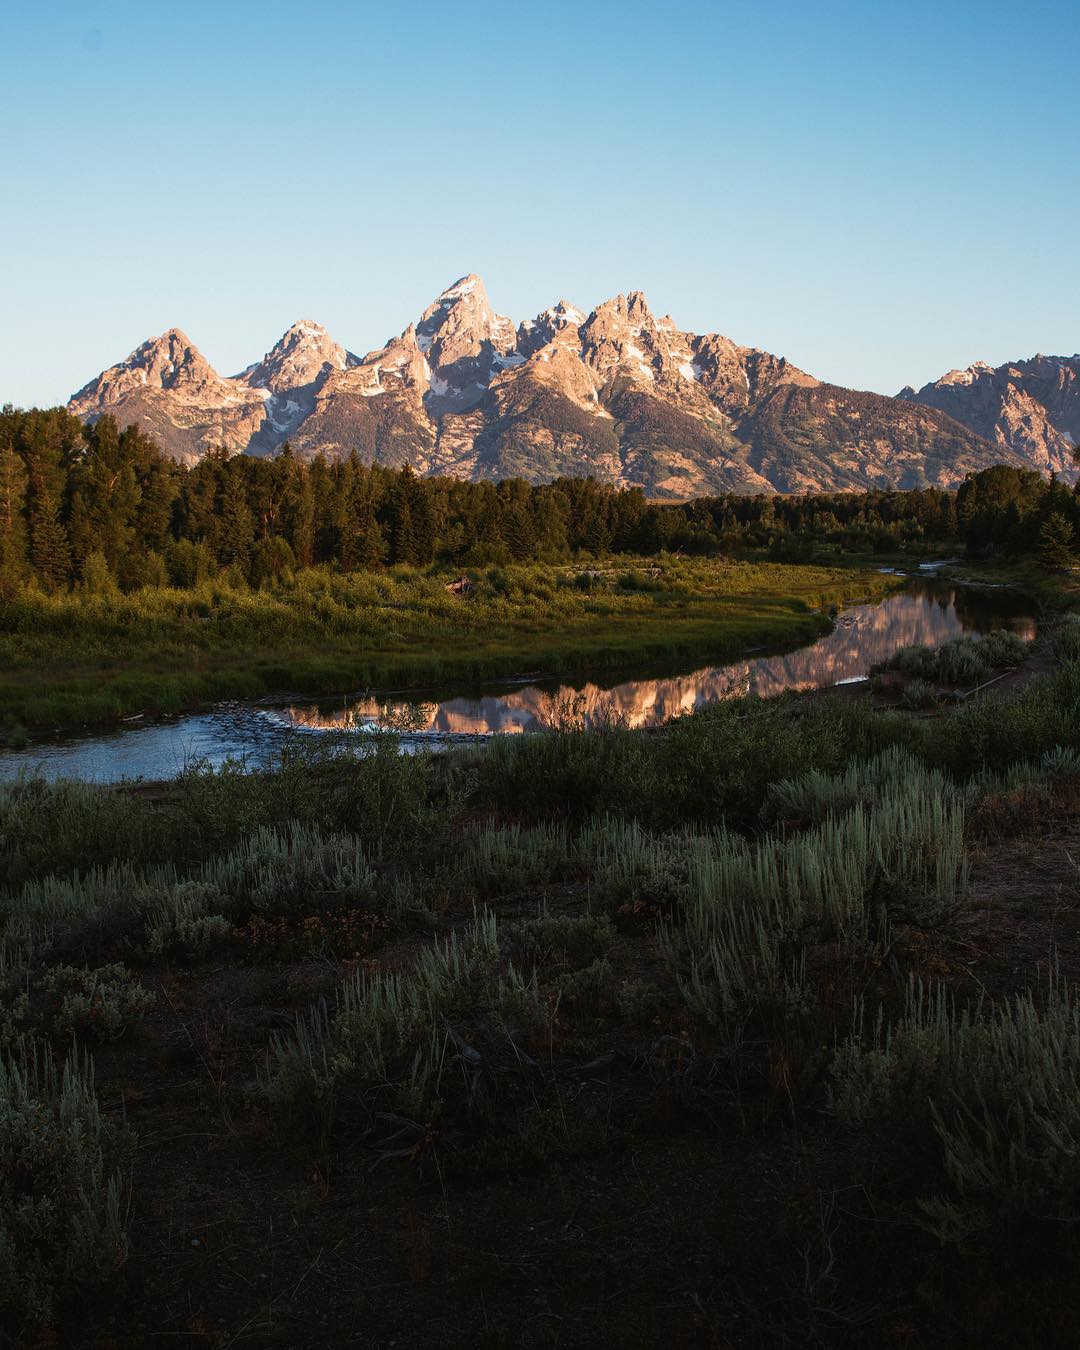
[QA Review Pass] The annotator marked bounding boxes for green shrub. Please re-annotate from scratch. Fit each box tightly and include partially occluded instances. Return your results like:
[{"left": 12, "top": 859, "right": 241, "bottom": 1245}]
[
  {"left": 502, "top": 909, "right": 614, "bottom": 973},
  {"left": 581, "top": 817, "right": 709, "bottom": 917},
  {"left": 0, "top": 777, "right": 165, "bottom": 891},
  {"left": 263, "top": 911, "right": 501, "bottom": 1128},
  {"left": 878, "top": 630, "right": 1030, "bottom": 688},
  {"left": 200, "top": 821, "right": 417, "bottom": 917},
  {"left": 40, "top": 964, "right": 153, "bottom": 1041},
  {"left": 664, "top": 752, "right": 968, "bottom": 1054},
  {"left": 455, "top": 821, "right": 573, "bottom": 897},
  {"left": 1053, "top": 615, "right": 1080, "bottom": 663},
  {"left": 901, "top": 678, "right": 939, "bottom": 710},
  {"left": 144, "top": 881, "right": 232, "bottom": 958},
  {"left": 0, "top": 1038, "right": 129, "bottom": 1324},
  {"left": 832, "top": 976, "right": 1080, "bottom": 1244}
]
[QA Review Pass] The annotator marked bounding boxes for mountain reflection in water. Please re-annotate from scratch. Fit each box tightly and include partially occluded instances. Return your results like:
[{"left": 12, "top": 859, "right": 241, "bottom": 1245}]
[
  {"left": 0, "top": 583, "right": 1038, "bottom": 784},
  {"left": 273, "top": 584, "right": 1037, "bottom": 739}
]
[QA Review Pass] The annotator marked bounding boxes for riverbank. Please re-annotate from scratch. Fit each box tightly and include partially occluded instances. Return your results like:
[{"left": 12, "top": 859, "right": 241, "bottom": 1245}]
[
  {"left": 935, "top": 556, "right": 1080, "bottom": 609},
  {"left": 0, "top": 559, "right": 898, "bottom": 740}
]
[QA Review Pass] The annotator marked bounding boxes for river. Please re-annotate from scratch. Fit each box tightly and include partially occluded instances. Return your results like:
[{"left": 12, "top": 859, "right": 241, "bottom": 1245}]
[{"left": 0, "top": 578, "right": 1037, "bottom": 784}]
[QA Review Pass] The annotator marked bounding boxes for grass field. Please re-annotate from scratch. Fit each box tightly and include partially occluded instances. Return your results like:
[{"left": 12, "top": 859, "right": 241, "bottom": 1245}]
[{"left": 0, "top": 558, "right": 896, "bottom": 736}]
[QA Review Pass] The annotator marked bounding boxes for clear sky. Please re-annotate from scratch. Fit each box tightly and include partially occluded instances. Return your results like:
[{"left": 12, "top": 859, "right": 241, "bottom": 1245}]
[{"left": 2, "top": 0, "right": 1077, "bottom": 409}]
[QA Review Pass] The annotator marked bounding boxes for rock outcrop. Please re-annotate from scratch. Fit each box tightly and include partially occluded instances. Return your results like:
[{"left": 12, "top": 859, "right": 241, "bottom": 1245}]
[
  {"left": 68, "top": 277, "right": 1033, "bottom": 495},
  {"left": 899, "top": 355, "right": 1079, "bottom": 479}
]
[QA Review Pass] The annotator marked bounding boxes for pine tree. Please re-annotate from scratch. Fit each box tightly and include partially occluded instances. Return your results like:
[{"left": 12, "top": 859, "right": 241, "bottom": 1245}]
[
  {"left": 21, "top": 410, "right": 75, "bottom": 589},
  {"left": 502, "top": 503, "right": 536, "bottom": 561},
  {"left": 1040, "top": 512, "right": 1075, "bottom": 572},
  {"left": 336, "top": 456, "right": 360, "bottom": 570},
  {"left": 408, "top": 473, "right": 437, "bottom": 565},
  {"left": 216, "top": 467, "right": 255, "bottom": 570},
  {"left": 391, "top": 495, "right": 418, "bottom": 566},
  {"left": 309, "top": 453, "right": 336, "bottom": 563},
  {"left": 0, "top": 429, "right": 28, "bottom": 580},
  {"left": 584, "top": 511, "right": 612, "bottom": 559},
  {"left": 28, "top": 493, "right": 70, "bottom": 588},
  {"left": 360, "top": 515, "right": 387, "bottom": 568},
  {"left": 285, "top": 467, "right": 315, "bottom": 569}
]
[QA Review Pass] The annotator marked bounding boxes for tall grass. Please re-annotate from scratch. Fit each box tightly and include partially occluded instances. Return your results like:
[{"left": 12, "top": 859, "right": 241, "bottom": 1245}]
[
  {"left": 0, "top": 1038, "right": 128, "bottom": 1323},
  {"left": 832, "top": 974, "right": 1080, "bottom": 1244},
  {"left": 262, "top": 910, "right": 504, "bottom": 1132},
  {"left": 655, "top": 749, "right": 970, "bottom": 1058}
]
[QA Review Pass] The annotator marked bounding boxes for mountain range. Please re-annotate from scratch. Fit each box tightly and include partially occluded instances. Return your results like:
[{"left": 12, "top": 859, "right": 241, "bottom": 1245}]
[{"left": 68, "top": 276, "right": 1077, "bottom": 498}]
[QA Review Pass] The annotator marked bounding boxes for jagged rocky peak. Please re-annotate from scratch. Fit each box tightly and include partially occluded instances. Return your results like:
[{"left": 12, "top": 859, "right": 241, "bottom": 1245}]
[
  {"left": 900, "top": 353, "right": 1080, "bottom": 478},
  {"left": 132, "top": 328, "right": 212, "bottom": 385},
  {"left": 544, "top": 299, "right": 587, "bottom": 328},
  {"left": 936, "top": 360, "right": 997, "bottom": 388},
  {"left": 587, "top": 290, "right": 655, "bottom": 332},
  {"left": 417, "top": 274, "right": 511, "bottom": 354},
  {"left": 579, "top": 289, "right": 701, "bottom": 386},
  {"left": 341, "top": 323, "right": 431, "bottom": 400},
  {"left": 132, "top": 328, "right": 208, "bottom": 382},
  {"left": 241, "top": 320, "right": 354, "bottom": 394},
  {"left": 517, "top": 299, "right": 588, "bottom": 357},
  {"left": 416, "top": 274, "right": 520, "bottom": 411},
  {"left": 68, "top": 327, "right": 233, "bottom": 415}
]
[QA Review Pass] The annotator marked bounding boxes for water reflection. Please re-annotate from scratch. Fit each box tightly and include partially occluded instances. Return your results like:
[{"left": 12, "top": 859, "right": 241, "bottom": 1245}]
[
  {"left": 0, "top": 582, "right": 1037, "bottom": 784},
  {"left": 273, "top": 583, "right": 1037, "bottom": 738}
]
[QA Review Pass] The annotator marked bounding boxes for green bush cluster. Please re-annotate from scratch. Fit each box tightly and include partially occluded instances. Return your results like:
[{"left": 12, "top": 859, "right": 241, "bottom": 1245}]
[
  {"left": 40, "top": 964, "right": 153, "bottom": 1041},
  {"left": 832, "top": 976, "right": 1080, "bottom": 1245},
  {"left": 0, "top": 1040, "right": 128, "bottom": 1324},
  {"left": 882, "top": 629, "right": 1030, "bottom": 687}
]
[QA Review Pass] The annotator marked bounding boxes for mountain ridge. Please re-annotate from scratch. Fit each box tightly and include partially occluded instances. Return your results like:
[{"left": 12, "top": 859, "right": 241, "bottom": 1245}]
[
  {"left": 899, "top": 353, "right": 1079, "bottom": 478},
  {"left": 67, "top": 276, "right": 1047, "bottom": 498}
]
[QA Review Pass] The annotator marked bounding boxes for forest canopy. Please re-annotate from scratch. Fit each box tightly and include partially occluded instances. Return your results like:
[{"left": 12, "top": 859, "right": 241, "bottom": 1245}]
[{"left": 0, "top": 405, "right": 1076, "bottom": 592}]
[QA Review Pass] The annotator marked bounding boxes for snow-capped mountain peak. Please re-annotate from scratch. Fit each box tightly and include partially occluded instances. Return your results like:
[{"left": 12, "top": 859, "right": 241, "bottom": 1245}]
[
  {"left": 241, "top": 320, "right": 354, "bottom": 395},
  {"left": 66, "top": 274, "right": 1055, "bottom": 492}
]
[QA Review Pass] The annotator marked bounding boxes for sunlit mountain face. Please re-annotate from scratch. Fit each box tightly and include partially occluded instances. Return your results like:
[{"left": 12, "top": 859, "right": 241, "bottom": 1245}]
[{"left": 274, "top": 586, "right": 1037, "bottom": 739}]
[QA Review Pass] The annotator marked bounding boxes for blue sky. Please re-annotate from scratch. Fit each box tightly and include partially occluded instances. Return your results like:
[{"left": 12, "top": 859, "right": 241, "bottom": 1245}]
[{"left": 2, "top": 0, "right": 1077, "bottom": 408}]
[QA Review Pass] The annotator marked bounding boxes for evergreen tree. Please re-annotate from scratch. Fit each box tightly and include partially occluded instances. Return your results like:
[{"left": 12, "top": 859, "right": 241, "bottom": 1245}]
[
  {"left": 409, "top": 473, "right": 437, "bottom": 565},
  {"left": 389, "top": 467, "right": 435, "bottom": 566},
  {"left": 359, "top": 514, "right": 387, "bottom": 568},
  {"left": 391, "top": 494, "right": 418, "bottom": 566},
  {"left": 282, "top": 458, "right": 315, "bottom": 568},
  {"left": 28, "top": 492, "right": 70, "bottom": 588},
  {"left": 20, "top": 409, "right": 76, "bottom": 588},
  {"left": 309, "top": 453, "right": 337, "bottom": 563},
  {"left": 216, "top": 466, "right": 255, "bottom": 570},
  {"left": 502, "top": 503, "right": 536, "bottom": 561},
  {"left": 66, "top": 416, "right": 142, "bottom": 574},
  {"left": 1040, "top": 512, "right": 1075, "bottom": 571},
  {"left": 584, "top": 511, "right": 612, "bottom": 558},
  {"left": 336, "top": 456, "right": 361, "bottom": 570},
  {"left": 0, "top": 422, "right": 28, "bottom": 580},
  {"left": 177, "top": 449, "right": 227, "bottom": 548}
]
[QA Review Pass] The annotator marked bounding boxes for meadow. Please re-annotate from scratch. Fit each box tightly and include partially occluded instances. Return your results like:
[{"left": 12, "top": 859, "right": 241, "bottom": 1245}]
[
  {"left": 2, "top": 613, "right": 1080, "bottom": 1345},
  {"left": 0, "top": 557, "right": 895, "bottom": 737}
]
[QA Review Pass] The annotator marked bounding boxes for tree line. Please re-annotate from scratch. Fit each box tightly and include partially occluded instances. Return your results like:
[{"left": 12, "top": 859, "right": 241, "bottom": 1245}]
[{"left": 0, "top": 405, "right": 1076, "bottom": 591}]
